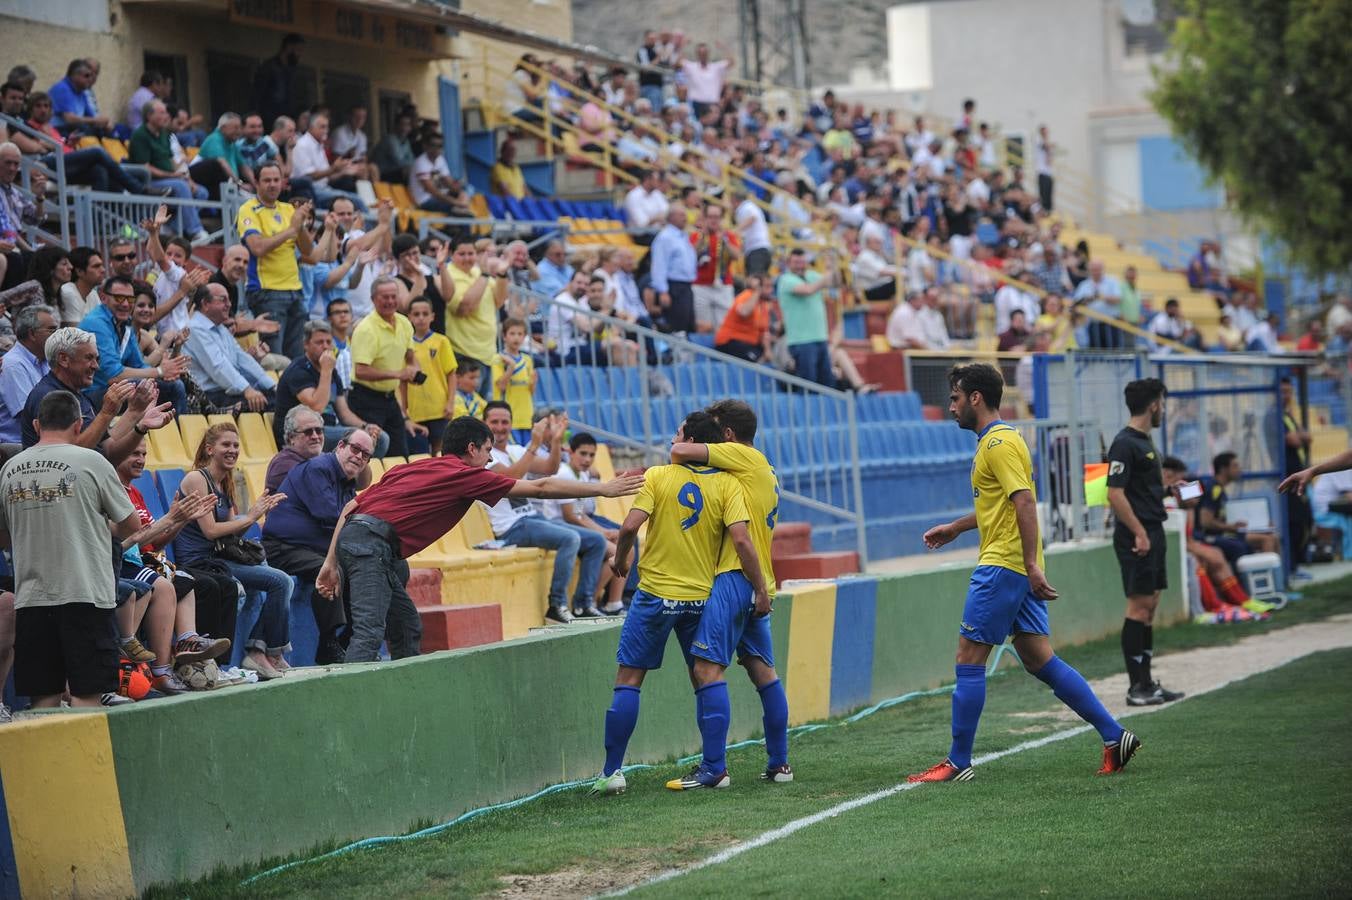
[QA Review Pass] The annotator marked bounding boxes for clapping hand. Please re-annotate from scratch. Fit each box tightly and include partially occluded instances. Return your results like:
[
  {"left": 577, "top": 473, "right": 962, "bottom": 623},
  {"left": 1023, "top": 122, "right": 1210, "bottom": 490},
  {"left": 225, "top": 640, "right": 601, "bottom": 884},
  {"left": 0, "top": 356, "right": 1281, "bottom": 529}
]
[
  {"left": 248, "top": 491, "right": 286, "bottom": 520},
  {"left": 99, "top": 380, "right": 137, "bottom": 417}
]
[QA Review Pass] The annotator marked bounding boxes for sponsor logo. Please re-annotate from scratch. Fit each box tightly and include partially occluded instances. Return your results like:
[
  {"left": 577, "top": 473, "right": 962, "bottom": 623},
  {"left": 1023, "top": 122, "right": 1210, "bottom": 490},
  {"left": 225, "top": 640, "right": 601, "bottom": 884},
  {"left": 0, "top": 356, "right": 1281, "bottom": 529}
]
[
  {"left": 960, "top": 621, "right": 976, "bottom": 632},
  {"left": 693, "top": 641, "right": 710, "bottom": 651},
  {"left": 987, "top": 438, "right": 1004, "bottom": 449}
]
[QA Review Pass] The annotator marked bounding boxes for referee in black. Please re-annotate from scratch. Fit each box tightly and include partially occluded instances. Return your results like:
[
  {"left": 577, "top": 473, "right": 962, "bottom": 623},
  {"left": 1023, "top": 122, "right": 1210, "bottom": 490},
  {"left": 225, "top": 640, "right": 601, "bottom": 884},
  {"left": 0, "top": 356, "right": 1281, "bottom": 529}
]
[{"left": 1106, "top": 378, "right": 1185, "bottom": 707}]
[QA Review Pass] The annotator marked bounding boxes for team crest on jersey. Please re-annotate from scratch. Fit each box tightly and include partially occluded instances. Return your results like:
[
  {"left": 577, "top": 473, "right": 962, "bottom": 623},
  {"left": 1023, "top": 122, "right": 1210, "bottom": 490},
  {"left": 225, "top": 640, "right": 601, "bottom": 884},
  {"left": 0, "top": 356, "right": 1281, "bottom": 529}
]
[
  {"left": 1109, "top": 461, "right": 1125, "bottom": 476},
  {"left": 241, "top": 217, "right": 253, "bottom": 228},
  {"left": 1146, "top": 452, "right": 1155, "bottom": 459}
]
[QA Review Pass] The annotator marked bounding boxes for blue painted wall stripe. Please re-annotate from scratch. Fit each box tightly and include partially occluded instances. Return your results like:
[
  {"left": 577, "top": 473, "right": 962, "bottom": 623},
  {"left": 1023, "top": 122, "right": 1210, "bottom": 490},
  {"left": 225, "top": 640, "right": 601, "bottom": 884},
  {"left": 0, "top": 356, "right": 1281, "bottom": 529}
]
[
  {"left": 0, "top": 769, "right": 20, "bottom": 900},
  {"left": 829, "top": 577, "right": 878, "bottom": 716}
]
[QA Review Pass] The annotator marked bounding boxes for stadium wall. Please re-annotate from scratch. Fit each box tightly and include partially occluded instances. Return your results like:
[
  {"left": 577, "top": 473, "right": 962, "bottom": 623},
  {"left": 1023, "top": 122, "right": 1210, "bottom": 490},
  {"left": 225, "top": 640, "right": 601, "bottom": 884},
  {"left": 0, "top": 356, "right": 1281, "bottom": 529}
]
[{"left": 0, "top": 536, "right": 1181, "bottom": 897}]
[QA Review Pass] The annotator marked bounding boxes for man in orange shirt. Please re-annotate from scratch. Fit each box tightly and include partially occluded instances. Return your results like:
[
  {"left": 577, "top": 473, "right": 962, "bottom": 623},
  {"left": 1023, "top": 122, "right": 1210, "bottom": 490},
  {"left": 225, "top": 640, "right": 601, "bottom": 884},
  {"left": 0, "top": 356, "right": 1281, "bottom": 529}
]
[
  {"left": 691, "top": 200, "right": 741, "bottom": 334},
  {"left": 714, "top": 274, "right": 773, "bottom": 363}
]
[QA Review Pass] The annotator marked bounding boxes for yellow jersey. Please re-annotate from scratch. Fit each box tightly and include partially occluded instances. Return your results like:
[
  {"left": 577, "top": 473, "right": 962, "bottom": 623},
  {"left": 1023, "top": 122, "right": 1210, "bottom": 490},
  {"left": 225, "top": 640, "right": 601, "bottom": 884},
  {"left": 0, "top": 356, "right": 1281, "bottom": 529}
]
[
  {"left": 407, "top": 332, "right": 457, "bottom": 423},
  {"left": 491, "top": 351, "right": 535, "bottom": 428},
  {"left": 235, "top": 198, "right": 300, "bottom": 291},
  {"left": 444, "top": 264, "right": 500, "bottom": 363},
  {"left": 708, "top": 441, "right": 779, "bottom": 597},
  {"left": 350, "top": 311, "right": 414, "bottom": 393},
  {"left": 453, "top": 390, "right": 486, "bottom": 419},
  {"left": 971, "top": 422, "right": 1043, "bottom": 575},
  {"left": 632, "top": 463, "right": 750, "bottom": 602}
]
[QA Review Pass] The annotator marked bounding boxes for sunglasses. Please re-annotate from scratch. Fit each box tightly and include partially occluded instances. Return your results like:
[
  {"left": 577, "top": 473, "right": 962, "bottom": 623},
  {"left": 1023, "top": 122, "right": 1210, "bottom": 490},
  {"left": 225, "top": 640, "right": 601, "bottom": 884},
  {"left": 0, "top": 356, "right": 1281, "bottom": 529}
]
[
  {"left": 340, "top": 441, "right": 372, "bottom": 459},
  {"left": 111, "top": 253, "right": 137, "bottom": 261},
  {"left": 299, "top": 426, "right": 325, "bottom": 437}
]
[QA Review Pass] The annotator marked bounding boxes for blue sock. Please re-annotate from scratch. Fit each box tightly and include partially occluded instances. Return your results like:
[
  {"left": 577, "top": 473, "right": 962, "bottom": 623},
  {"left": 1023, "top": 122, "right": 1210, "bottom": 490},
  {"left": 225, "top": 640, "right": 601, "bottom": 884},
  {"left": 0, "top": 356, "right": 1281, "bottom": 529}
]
[
  {"left": 603, "top": 686, "right": 641, "bottom": 775},
  {"left": 948, "top": 664, "right": 987, "bottom": 769},
  {"left": 696, "top": 681, "right": 731, "bottom": 773},
  {"left": 757, "top": 679, "right": 789, "bottom": 768},
  {"left": 1034, "top": 655, "right": 1124, "bottom": 744}
]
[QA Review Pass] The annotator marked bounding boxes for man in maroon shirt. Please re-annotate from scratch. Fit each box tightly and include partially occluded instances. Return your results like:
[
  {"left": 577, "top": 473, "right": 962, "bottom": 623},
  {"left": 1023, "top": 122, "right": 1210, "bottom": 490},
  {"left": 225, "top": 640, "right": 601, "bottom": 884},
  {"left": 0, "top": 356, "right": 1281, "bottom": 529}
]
[{"left": 317, "top": 416, "right": 643, "bottom": 661}]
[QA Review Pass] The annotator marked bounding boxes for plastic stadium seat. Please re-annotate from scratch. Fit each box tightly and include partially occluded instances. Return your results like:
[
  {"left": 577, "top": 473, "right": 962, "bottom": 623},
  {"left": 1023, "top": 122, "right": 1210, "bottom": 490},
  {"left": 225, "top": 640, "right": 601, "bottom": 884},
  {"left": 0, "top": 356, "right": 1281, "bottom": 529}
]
[
  {"left": 240, "top": 462, "right": 269, "bottom": 506},
  {"left": 236, "top": 413, "right": 277, "bottom": 461},
  {"left": 101, "top": 138, "right": 129, "bottom": 162},
  {"left": 145, "top": 422, "right": 192, "bottom": 470},
  {"left": 177, "top": 415, "right": 209, "bottom": 460},
  {"left": 373, "top": 182, "right": 396, "bottom": 203},
  {"left": 592, "top": 443, "right": 617, "bottom": 480},
  {"left": 155, "top": 468, "right": 186, "bottom": 512},
  {"left": 132, "top": 471, "right": 165, "bottom": 519},
  {"left": 486, "top": 195, "right": 507, "bottom": 218},
  {"left": 504, "top": 196, "right": 529, "bottom": 220}
]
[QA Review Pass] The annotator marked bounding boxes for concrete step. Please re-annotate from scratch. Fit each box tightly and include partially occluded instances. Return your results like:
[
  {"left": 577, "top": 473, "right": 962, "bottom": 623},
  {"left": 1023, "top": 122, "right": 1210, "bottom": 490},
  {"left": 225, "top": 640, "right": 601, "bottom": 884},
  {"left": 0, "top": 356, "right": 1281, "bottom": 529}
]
[
  {"left": 771, "top": 521, "right": 813, "bottom": 556},
  {"left": 406, "top": 568, "right": 442, "bottom": 608},
  {"left": 772, "top": 550, "right": 860, "bottom": 583},
  {"left": 417, "top": 603, "right": 503, "bottom": 653}
]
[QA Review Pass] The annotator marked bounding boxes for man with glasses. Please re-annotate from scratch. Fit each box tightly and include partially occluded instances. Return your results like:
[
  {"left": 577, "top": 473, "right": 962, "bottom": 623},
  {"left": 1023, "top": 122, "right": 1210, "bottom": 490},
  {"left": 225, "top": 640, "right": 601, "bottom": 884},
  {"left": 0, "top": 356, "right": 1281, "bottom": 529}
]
[
  {"left": 262, "top": 425, "right": 375, "bottom": 664},
  {"left": 265, "top": 406, "right": 327, "bottom": 492},
  {"left": 79, "top": 275, "right": 190, "bottom": 411},
  {"left": 182, "top": 282, "right": 276, "bottom": 412},
  {"left": 0, "top": 303, "right": 56, "bottom": 446},
  {"left": 274, "top": 319, "right": 389, "bottom": 457}
]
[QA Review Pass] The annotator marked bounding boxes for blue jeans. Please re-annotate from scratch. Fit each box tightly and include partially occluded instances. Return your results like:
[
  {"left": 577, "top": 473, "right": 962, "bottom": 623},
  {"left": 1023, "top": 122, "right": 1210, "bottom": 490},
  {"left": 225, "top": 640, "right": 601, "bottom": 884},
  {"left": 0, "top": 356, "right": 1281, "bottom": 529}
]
[
  {"left": 640, "top": 84, "right": 664, "bottom": 112},
  {"left": 560, "top": 522, "right": 608, "bottom": 608},
  {"left": 337, "top": 519, "right": 420, "bottom": 662},
  {"left": 47, "top": 148, "right": 147, "bottom": 193},
  {"left": 149, "top": 178, "right": 209, "bottom": 235},
  {"left": 789, "top": 340, "right": 834, "bottom": 388},
  {"left": 223, "top": 560, "right": 293, "bottom": 655},
  {"left": 247, "top": 288, "right": 307, "bottom": 360},
  {"left": 501, "top": 515, "right": 604, "bottom": 608}
]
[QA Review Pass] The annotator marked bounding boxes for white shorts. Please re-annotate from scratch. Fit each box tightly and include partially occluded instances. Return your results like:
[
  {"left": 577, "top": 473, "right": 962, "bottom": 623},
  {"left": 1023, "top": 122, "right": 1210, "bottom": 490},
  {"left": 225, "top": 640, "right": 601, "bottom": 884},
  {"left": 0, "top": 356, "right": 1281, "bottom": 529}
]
[{"left": 692, "top": 283, "right": 734, "bottom": 329}]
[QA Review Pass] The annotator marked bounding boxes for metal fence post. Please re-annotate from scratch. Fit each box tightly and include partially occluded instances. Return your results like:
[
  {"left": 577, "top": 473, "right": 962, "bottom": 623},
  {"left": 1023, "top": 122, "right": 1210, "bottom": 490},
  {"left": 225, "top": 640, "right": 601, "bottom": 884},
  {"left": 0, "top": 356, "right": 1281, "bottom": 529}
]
[
  {"left": 1067, "top": 351, "right": 1085, "bottom": 540},
  {"left": 846, "top": 388, "right": 868, "bottom": 568},
  {"left": 71, "top": 190, "right": 92, "bottom": 248}
]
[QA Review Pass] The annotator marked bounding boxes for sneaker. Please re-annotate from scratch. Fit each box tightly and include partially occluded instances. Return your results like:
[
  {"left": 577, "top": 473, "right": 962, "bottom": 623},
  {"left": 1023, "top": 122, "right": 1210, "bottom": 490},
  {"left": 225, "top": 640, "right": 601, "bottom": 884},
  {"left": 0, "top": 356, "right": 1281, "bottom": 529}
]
[
  {"left": 151, "top": 672, "right": 190, "bottom": 695},
  {"left": 1243, "top": 598, "right": 1279, "bottom": 615},
  {"left": 906, "top": 759, "right": 975, "bottom": 783},
  {"left": 588, "top": 770, "right": 627, "bottom": 796},
  {"left": 600, "top": 602, "right": 626, "bottom": 616},
  {"left": 216, "top": 665, "right": 255, "bottom": 687},
  {"left": 119, "top": 636, "right": 156, "bottom": 664},
  {"left": 665, "top": 765, "right": 730, "bottom": 791},
  {"left": 544, "top": 606, "right": 574, "bottom": 624},
  {"left": 572, "top": 605, "right": 604, "bottom": 619},
  {"left": 173, "top": 633, "right": 230, "bottom": 665},
  {"left": 1098, "top": 729, "right": 1142, "bottom": 775},
  {"left": 760, "top": 764, "right": 794, "bottom": 783},
  {"left": 101, "top": 692, "right": 134, "bottom": 707},
  {"left": 1126, "top": 683, "right": 1167, "bottom": 706},
  {"left": 1146, "top": 680, "right": 1184, "bottom": 703},
  {"left": 241, "top": 655, "right": 283, "bottom": 680},
  {"left": 1290, "top": 571, "right": 1314, "bottom": 582},
  {"left": 0, "top": 702, "right": 11, "bottom": 724},
  {"left": 189, "top": 229, "right": 211, "bottom": 245}
]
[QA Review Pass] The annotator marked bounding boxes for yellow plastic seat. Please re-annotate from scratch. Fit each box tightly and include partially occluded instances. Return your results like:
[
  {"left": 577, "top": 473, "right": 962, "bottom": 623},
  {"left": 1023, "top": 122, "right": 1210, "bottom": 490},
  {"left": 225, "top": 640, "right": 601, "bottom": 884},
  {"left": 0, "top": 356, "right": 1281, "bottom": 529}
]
[
  {"left": 145, "top": 423, "right": 192, "bottom": 470},
  {"left": 592, "top": 443, "right": 616, "bottom": 481},
  {"left": 406, "top": 453, "right": 431, "bottom": 463},
  {"left": 236, "top": 412, "right": 278, "bottom": 461},
  {"left": 239, "top": 461, "right": 270, "bottom": 505},
  {"left": 178, "top": 414, "right": 209, "bottom": 459},
  {"left": 100, "top": 138, "right": 129, "bottom": 162}
]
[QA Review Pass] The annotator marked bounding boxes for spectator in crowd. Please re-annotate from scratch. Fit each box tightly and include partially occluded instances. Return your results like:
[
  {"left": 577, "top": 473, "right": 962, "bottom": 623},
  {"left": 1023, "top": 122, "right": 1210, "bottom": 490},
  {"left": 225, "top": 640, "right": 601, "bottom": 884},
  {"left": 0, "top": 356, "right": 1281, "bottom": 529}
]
[
  {"left": 1034, "top": 124, "right": 1054, "bottom": 211},
  {"left": 47, "top": 58, "right": 109, "bottom": 135},
  {"left": 0, "top": 141, "right": 44, "bottom": 289},
  {"left": 327, "top": 296, "right": 355, "bottom": 383},
  {"left": 372, "top": 113, "right": 415, "bottom": 184},
  {"left": 582, "top": 273, "right": 642, "bottom": 366},
  {"left": 1325, "top": 294, "right": 1352, "bottom": 338},
  {"left": 1244, "top": 311, "right": 1281, "bottom": 353},
  {"left": 79, "top": 274, "right": 190, "bottom": 409},
  {"left": 0, "top": 303, "right": 55, "bottom": 444},
  {"left": 409, "top": 132, "right": 468, "bottom": 215},
  {"left": 12, "top": 91, "right": 150, "bottom": 196},
  {"left": 1187, "top": 240, "right": 1226, "bottom": 293},
  {"left": 691, "top": 200, "right": 740, "bottom": 332},
  {"left": 251, "top": 33, "right": 305, "bottom": 129},
  {"left": 623, "top": 169, "right": 669, "bottom": 232},
  {"left": 1193, "top": 451, "right": 1281, "bottom": 566},
  {"left": 1029, "top": 243, "right": 1072, "bottom": 296},
  {"left": 174, "top": 422, "right": 292, "bottom": 679},
  {"left": 481, "top": 405, "right": 607, "bottom": 622},
  {"left": 777, "top": 248, "right": 834, "bottom": 387},
  {"left": 130, "top": 288, "right": 190, "bottom": 381},
  {"left": 125, "top": 70, "right": 169, "bottom": 131},
  {"left": 1270, "top": 376, "right": 1313, "bottom": 579},
  {"left": 21, "top": 329, "right": 173, "bottom": 460},
  {"left": 57, "top": 246, "right": 103, "bottom": 327},
  {"left": 453, "top": 359, "right": 487, "bottom": 419},
  {"left": 182, "top": 281, "right": 276, "bottom": 411},
  {"left": 315, "top": 416, "right": 641, "bottom": 658},
  {"left": 275, "top": 318, "right": 388, "bottom": 455},
  {"left": 236, "top": 162, "right": 314, "bottom": 360},
  {"left": 0, "top": 390, "right": 141, "bottom": 710},
  {"left": 715, "top": 274, "right": 773, "bottom": 363},
  {"left": 886, "top": 291, "right": 935, "bottom": 351},
  {"left": 491, "top": 317, "right": 536, "bottom": 437},
  {"left": 489, "top": 140, "right": 527, "bottom": 200},
  {"left": 262, "top": 426, "right": 374, "bottom": 664},
  {"left": 1311, "top": 467, "right": 1352, "bottom": 560},
  {"left": 27, "top": 245, "right": 71, "bottom": 310},
  {"left": 547, "top": 269, "right": 601, "bottom": 365},
  {"left": 330, "top": 105, "right": 376, "bottom": 176},
  {"left": 266, "top": 405, "right": 326, "bottom": 492},
  {"left": 290, "top": 112, "right": 367, "bottom": 211},
  {"left": 733, "top": 189, "right": 772, "bottom": 277},
  {"left": 210, "top": 242, "right": 274, "bottom": 337},
  {"left": 997, "top": 308, "right": 1031, "bottom": 352},
  {"left": 531, "top": 240, "right": 573, "bottom": 298},
  {"left": 550, "top": 431, "right": 628, "bottom": 615},
  {"left": 115, "top": 440, "right": 231, "bottom": 692},
  {"left": 649, "top": 203, "right": 697, "bottom": 334},
  {"left": 1035, "top": 293, "right": 1075, "bottom": 351},
  {"left": 188, "top": 113, "right": 251, "bottom": 200},
  {"left": 141, "top": 206, "right": 212, "bottom": 338},
  {"left": 350, "top": 276, "right": 420, "bottom": 457},
  {"left": 392, "top": 232, "right": 446, "bottom": 333},
  {"left": 1119, "top": 265, "right": 1142, "bottom": 327},
  {"left": 1214, "top": 312, "right": 1244, "bottom": 352},
  {"left": 235, "top": 113, "right": 278, "bottom": 180},
  {"left": 636, "top": 31, "right": 668, "bottom": 111},
  {"left": 918, "top": 287, "right": 954, "bottom": 351},
  {"left": 853, "top": 232, "right": 901, "bottom": 301},
  {"left": 1295, "top": 318, "right": 1324, "bottom": 352},
  {"left": 128, "top": 100, "right": 210, "bottom": 242},
  {"left": 441, "top": 240, "right": 508, "bottom": 387},
  {"left": 1146, "top": 298, "right": 1187, "bottom": 350},
  {"left": 405, "top": 296, "right": 457, "bottom": 454},
  {"left": 1072, "top": 259, "right": 1124, "bottom": 348}
]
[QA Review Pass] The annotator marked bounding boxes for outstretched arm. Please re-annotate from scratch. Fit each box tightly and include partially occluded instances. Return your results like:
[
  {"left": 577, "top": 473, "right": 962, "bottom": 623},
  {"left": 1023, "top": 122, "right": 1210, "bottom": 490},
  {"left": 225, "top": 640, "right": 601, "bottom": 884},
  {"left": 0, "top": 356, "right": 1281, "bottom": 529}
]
[{"left": 507, "top": 472, "right": 645, "bottom": 501}]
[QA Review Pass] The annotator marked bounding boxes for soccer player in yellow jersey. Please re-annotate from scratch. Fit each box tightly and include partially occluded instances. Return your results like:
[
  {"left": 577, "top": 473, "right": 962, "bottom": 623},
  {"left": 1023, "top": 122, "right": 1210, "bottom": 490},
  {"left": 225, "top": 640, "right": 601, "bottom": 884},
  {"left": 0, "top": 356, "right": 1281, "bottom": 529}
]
[
  {"left": 908, "top": 364, "right": 1140, "bottom": 783},
  {"left": 667, "top": 398, "right": 792, "bottom": 787},
  {"left": 590, "top": 411, "right": 770, "bottom": 795}
]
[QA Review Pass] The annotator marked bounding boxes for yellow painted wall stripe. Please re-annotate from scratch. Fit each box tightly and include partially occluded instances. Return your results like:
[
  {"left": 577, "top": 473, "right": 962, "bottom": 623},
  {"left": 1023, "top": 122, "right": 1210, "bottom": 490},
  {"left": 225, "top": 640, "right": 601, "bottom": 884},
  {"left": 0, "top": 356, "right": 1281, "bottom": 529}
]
[
  {"left": 785, "top": 583, "right": 837, "bottom": 725},
  {"left": 0, "top": 712, "right": 135, "bottom": 898}
]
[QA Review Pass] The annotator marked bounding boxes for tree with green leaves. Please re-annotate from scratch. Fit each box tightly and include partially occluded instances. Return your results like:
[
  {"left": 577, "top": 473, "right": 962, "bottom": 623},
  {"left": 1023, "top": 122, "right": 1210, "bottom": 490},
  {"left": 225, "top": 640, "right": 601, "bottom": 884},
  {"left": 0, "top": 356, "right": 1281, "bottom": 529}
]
[{"left": 1151, "top": 0, "right": 1352, "bottom": 272}]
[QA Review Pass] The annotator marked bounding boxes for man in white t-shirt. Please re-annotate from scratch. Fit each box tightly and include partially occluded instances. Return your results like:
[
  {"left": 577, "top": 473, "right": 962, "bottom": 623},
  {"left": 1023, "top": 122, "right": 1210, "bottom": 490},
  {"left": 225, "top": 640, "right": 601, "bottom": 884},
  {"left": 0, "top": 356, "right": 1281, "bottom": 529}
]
[
  {"left": 290, "top": 112, "right": 367, "bottom": 212},
  {"left": 734, "top": 190, "right": 772, "bottom": 276},
  {"left": 409, "top": 133, "right": 470, "bottom": 215},
  {"left": 623, "top": 169, "right": 669, "bottom": 231},
  {"left": 481, "top": 403, "right": 606, "bottom": 622},
  {"left": 885, "top": 293, "right": 930, "bottom": 350},
  {"left": 679, "top": 43, "right": 733, "bottom": 117}
]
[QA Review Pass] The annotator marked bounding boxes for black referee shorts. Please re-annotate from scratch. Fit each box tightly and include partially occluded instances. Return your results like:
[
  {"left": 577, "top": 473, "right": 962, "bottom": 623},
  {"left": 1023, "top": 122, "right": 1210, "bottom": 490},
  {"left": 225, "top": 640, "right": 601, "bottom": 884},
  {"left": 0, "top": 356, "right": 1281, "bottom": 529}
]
[{"left": 1114, "top": 523, "right": 1168, "bottom": 596}]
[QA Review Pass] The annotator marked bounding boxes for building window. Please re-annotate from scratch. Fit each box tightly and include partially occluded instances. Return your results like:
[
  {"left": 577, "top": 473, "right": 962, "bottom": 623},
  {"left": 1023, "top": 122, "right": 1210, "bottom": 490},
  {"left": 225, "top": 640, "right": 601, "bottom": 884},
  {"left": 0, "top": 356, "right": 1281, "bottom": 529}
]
[
  {"left": 142, "top": 52, "right": 190, "bottom": 112},
  {"left": 1121, "top": 0, "right": 1178, "bottom": 57}
]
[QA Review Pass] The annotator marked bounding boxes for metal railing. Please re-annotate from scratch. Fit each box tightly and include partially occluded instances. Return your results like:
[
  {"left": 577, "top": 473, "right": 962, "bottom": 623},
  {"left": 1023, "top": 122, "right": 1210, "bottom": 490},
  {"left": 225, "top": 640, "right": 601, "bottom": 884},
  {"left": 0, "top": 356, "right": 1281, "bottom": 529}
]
[
  {"left": 519, "top": 287, "right": 869, "bottom": 566},
  {"left": 1002, "top": 417, "right": 1108, "bottom": 545},
  {"left": 69, "top": 181, "right": 244, "bottom": 272},
  {"left": 2, "top": 114, "right": 71, "bottom": 248}
]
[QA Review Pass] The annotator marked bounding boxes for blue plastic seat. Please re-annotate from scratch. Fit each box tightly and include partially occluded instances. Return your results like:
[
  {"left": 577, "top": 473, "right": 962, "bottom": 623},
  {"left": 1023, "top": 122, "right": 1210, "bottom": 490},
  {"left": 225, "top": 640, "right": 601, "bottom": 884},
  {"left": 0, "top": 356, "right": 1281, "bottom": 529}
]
[
  {"left": 134, "top": 471, "right": 166, "bottom": 520},
  {"left": 503, "top": 196, "right": 529, "bottom": 220},
  {"left": 155, "top": 468, "right": 187, "bottom": 511},
  {"left": 486, "top": 195, "right": 507, "bottom": 219}
]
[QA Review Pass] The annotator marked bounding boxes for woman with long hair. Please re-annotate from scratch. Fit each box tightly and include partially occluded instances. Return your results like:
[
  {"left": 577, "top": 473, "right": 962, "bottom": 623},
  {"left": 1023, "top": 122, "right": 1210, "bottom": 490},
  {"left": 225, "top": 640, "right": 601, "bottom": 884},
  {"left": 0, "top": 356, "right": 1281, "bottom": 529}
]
[
  {"left": 173, "top": 423, "right": 292, "bottom": 679},
  {"left": 26, "top": 245, "right": 71, "bottom": 307}
]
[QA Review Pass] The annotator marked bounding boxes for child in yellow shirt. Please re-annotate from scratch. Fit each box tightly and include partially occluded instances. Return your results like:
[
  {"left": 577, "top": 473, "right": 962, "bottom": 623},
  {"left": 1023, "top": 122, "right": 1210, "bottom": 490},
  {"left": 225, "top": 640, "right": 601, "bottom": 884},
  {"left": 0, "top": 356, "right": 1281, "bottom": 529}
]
[
  {"left": 491, "top": 317, "right": 538, "bottom": 444},
  {"left": 402, "top": 297, "right": 457, "bottom": 455},
  {"left": 452, "top": 359, "right": 487, "bottom": 419}
]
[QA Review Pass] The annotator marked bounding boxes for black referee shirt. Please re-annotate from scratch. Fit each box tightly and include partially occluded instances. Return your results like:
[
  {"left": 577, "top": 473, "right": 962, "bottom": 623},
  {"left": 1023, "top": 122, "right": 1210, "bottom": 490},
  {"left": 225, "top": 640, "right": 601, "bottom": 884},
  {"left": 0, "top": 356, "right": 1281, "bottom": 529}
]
[{"left": 1106, "top": 425, "right": 1168, "bottom": 526}]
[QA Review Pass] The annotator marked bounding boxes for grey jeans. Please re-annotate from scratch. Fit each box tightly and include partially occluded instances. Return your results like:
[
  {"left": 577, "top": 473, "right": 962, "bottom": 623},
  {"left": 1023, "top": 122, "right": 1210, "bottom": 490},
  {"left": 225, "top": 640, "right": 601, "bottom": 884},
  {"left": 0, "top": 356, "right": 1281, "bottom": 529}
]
[{"left": 336, "top": 518, "right": 421, "bottom": 662}]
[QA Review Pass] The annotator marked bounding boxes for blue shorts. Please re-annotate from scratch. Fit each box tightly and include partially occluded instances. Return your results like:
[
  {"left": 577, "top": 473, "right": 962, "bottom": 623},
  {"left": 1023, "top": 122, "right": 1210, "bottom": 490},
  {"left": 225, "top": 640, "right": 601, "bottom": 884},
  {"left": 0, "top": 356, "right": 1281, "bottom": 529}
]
[
  {"left": 959, "top": 565, "right": 1050, "bottom": 645},
  {"left": 116, "top": 578, "right": 153, "bottom": 608},
  {"left": 615, "top": 589, "right": 703, "bottom": 670},
  {"left": 691, "top": 571, "right": 776, "bottom": 668}
]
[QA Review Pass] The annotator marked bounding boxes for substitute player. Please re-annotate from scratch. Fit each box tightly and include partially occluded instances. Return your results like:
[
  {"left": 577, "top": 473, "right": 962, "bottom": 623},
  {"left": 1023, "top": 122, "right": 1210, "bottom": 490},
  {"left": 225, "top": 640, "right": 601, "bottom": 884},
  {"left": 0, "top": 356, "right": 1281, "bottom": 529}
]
[
  {"left": 1107, "top": 378, "right": 1185, "bottom": 706},
  {"left": 909, "top": 364, "right": 1140, "bottom": 782},
  {"left": 667, "top": 398, "right": 792, "bottom": 789},
  {"left": 590, "top": 412, "right": 768, "bottom": 795}
]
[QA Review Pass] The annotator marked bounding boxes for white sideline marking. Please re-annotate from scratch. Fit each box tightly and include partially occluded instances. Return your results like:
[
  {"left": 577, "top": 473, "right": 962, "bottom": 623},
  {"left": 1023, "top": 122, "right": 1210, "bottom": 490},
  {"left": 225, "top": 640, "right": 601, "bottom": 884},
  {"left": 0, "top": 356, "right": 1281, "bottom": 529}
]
[{"left": 598, "top": 726, "right": 1092, "bottom": 897}]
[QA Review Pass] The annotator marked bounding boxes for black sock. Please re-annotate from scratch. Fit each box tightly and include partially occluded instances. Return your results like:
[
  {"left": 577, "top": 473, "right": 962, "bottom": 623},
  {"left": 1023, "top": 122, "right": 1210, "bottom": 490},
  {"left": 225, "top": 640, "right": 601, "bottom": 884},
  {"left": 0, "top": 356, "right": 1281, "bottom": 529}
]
[
  {"left": 1142, "top": 625, "right": 1154, "bottom": 686},
  {"left": 1121, "top": 619, "right": 1147, "bottom": 688}
]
